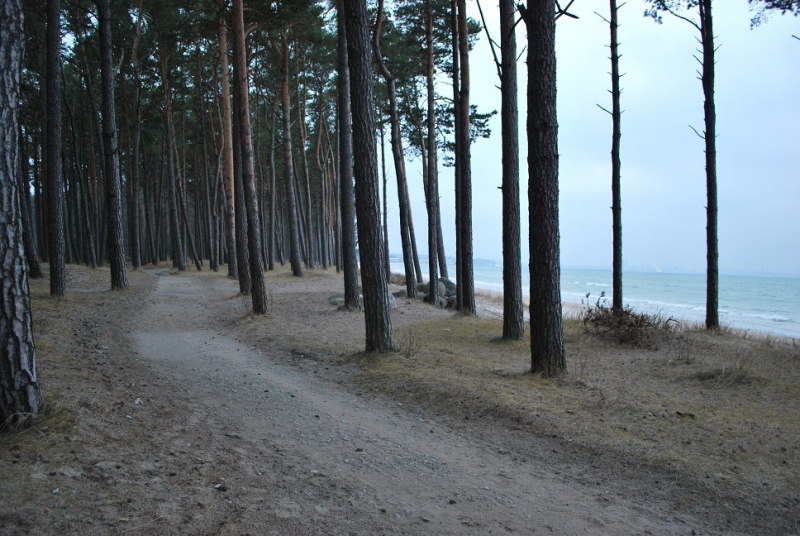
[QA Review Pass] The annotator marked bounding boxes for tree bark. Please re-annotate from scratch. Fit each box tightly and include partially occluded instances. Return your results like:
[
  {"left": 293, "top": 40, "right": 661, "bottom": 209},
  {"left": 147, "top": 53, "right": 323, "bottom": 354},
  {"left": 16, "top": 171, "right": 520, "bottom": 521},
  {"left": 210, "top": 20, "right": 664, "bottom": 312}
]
[
  {"left": 46, "top": 0, "right": 66, "bottom": 296},
  {"left": 232, "top": 82, "right": 251, "bottom": 293},
  {"left": 373, "top": 0, "right": 417, "bottom": 298},
  {"left": 273, "top": 31, "right": 304, "bottom": 277},
  {"left": 99, "top": 0, "right": 129, "bottom": 290},
  {"left": 232, "top": 0, "right": 268, "bottom": 313},
  {"left": 455, "top": 0, "right": 474, "bottom": 314},
  {"left": 160, "top": 51, "right": 185, "bottom": 272},
  {"left": 337, "top": 0, "right": 360, "bottom": 310},
  {"left": 129, "top": 1, "right": 144, "bottom": 270},
  {"left": 701, "top": 0, "right": 718, "bottom": 330},
  {"left": 425, "top": 0, "right": 442, "bottom": 304},
  {"left": 17, "top": 129, "right": 42, "bottom": 278},
  {"left": 500, "top": 0, "right": 523, "bottom": 338},
  {"left": 522, "top": 0, "right": 565, "bottom": 376},
  {"left": 219, "top": 14, "right": 238, "bottom": 279},
  {"left": 1, "top": 0, "right": 44, "bottom": 425},
  {"left": 343, "top": 0, "right": 393, "bottom": 352}
]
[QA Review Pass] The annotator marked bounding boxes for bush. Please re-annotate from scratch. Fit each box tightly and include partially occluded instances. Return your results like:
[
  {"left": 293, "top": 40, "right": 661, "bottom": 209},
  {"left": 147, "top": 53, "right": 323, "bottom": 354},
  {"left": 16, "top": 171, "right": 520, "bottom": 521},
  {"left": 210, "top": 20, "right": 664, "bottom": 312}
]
[{"left": 582, "top": 292, "right": 676, "bottom": 347}]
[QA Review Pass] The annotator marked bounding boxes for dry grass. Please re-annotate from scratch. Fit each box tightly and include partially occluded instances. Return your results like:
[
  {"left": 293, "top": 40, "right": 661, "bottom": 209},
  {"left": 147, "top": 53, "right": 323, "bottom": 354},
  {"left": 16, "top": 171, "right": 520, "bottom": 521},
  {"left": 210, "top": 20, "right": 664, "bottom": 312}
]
[{"left": 353, "top": 311, "right": 800, "bottom": 502}]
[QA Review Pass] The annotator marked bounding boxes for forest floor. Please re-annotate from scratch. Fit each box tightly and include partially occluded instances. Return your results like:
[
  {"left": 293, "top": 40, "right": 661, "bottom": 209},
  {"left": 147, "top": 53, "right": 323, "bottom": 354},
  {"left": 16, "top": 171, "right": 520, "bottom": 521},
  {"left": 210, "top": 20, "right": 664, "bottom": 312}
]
[{"left": 1, "top": 263, "right": 799, "bottom": 535}]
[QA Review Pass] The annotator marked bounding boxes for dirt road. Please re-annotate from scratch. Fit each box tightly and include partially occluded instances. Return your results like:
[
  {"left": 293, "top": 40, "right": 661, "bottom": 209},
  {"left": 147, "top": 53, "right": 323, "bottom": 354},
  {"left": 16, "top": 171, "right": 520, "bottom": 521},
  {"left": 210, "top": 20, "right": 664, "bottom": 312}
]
[{"left": 118, "top": 270, "right": 715, "bottom": 535}]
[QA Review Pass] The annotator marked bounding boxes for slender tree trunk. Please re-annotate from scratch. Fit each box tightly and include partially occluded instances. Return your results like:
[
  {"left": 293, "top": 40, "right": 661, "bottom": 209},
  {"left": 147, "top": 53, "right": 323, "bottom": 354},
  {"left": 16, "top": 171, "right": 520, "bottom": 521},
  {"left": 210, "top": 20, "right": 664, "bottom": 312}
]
[
  {"left": 268, "top": 106, "right": 277, "bottom": 271},
  {"left": 701, "top": 0, "right": 718, "bottom": 330},
  {"left": 337, "top": 0, "right": 360, "bottom": 310},
  {"left": 273, "top": 31, "right": 303, "bottom": 277},
  {"left": 177, "top": 178, "right": 202, "bottom": 270},
  {"left": 425, "top": 0, "right": 441, "bottom": 304},
  {"left": 379, "top": 112, "right": 391, "bottom": 281},
  {"left": 451, "top": 0, "right": 463, "bottom": 309},
  {"left": 604, "top": 0, "right": 623, "bottom": 312},
  {"left": 219, "top": 15, "right": 238, "bottom": 279},
  {"left": 232, "top": 84, "right": 251, "bottom": 294},
  {"left": 232, "top": 0, "right": 267, "bottom": 313},
  {"left": 17, "top": 130, "right": 42, "bottom": 278},
  {"left": 500, "top": 0, "right": 523, "bottom": 338},
  {"left": 0, "top": 0, "right": 43, "bottom": 425},
  {"left": 296, "top": 56, "right": 315, "bottom": 269},
  {"left": 99, "top": 0, "right": 128, "bottom": 289},
  {"left": 46, "top": 0, "right": 66, "bottom": 296},
  {"left": 456, "top": 0, "right": 474, "bottom": 314},
  {"left": 129, "top": 2, "right": 144, "bottom": 270},
  {"left": 373, "top": 0, "right": 417, "bottom": 298},
  {"left": 160, "top": 51, "right": 185, "bottom": 271},
  {"left": 521, "top": 0, "right": 565, "bottom": 376},
  {"left": 343, "top": 0, "right": 393, "bottom": 352}
]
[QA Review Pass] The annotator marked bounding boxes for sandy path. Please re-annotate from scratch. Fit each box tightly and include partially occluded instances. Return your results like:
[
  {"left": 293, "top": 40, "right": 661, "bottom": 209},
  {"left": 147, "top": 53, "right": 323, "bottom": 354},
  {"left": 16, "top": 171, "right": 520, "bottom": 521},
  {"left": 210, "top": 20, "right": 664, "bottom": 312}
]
[{"left": 130, "top": 271, "right": 711, "bottom": 535}]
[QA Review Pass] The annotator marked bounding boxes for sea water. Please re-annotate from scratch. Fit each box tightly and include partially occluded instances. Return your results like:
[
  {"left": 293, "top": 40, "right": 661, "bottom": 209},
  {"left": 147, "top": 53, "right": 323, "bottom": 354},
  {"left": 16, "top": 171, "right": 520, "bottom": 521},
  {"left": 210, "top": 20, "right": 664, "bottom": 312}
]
[{"left": 391, "top": 258, "right": 800, "bottom": 337}]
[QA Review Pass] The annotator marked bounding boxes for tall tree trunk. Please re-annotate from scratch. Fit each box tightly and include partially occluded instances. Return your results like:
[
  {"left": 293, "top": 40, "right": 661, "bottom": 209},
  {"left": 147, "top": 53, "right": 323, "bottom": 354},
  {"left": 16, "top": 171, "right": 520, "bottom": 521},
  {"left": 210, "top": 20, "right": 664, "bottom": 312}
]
[
  {"left": 455, "top": 0, "right": 474, "bottom": 314},
  {"left": 273, "top": 31, "right": 303, "bottom": 277},
  {"left": 17, "top": 129, "right": 42, "bottom": 278},
  {"left": 46, "top": 0, "right": 65, "bottom": 296},
  {"left": 296, "top": 55, "right": 315, "bottom": 269},
  {"left": 379, "top": 112, "right": 390, "bottom": 281},
  {"left": 373, "top": 0, "right": 417, "bottom": 298},
  {"left": 521, "top": 0, "right": 565, "bottom": 376},
  {"left": 500, "top": 0, "right": 523, "bottom": 338},
  {"left": 219, "top": 14, "right": 238, "bottom": 279},
  {"left": 232, "top": 84, "right": 251, "bottom": 293},
  {"left": 129, "top": 1, "right": 144, "bottom": 270},
  {"left": 99, "top": 0, "right": 129, "bottom": 290},
  {"left": 0, "top": 0, "right": 43, "bottom": 424},
  {"left": 232, "top": 0, "right": 267, "bottom": 313},
  {"left": 160, "top": 51, "right": 185, "bottom": 271},
  {"left": 700, "top": 0, "right": 718, "bottom": 330},
  {"left": 451, "top": 0, "right": 463, "bottom": 309},
  {"left": 177, "top": 178, "right": 202, "bottom": 270},
  {"left": 606, "top": 0, "right": 623, "bottom": 313},
  {"left": 268, "top": 105, "right": 277, "bottom": 271},
  {"left": 337, "top": 0, "right": 360, "bottom": 310},
  {"left": 343, "top": 0, "right": 393, "bottom": 352},
  {"left": 425, "top": 0, "right": 441, "bottom": 304}
]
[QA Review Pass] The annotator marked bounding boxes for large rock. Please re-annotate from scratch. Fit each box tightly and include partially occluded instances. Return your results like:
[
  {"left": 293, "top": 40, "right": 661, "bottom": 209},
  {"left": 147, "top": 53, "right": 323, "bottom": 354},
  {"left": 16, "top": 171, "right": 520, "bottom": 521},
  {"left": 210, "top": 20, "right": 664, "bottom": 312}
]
[{"left": 439, "top": 277, "right": 456, "bottom": 296}]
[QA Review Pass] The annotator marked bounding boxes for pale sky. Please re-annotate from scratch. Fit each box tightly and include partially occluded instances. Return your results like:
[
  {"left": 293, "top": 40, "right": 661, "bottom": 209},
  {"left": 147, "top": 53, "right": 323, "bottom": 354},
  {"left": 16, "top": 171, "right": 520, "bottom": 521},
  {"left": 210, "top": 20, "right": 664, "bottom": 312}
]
[{"left": 383, "top": 0, "right": 799, "bottom": 276}]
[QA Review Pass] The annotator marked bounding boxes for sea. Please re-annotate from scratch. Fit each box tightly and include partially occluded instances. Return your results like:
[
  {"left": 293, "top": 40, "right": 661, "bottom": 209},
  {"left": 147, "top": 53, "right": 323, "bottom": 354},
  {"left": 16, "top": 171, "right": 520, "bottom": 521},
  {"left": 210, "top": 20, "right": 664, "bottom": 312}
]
[{"left": 390, "top": 258, "right": 800, "bottom": 338}]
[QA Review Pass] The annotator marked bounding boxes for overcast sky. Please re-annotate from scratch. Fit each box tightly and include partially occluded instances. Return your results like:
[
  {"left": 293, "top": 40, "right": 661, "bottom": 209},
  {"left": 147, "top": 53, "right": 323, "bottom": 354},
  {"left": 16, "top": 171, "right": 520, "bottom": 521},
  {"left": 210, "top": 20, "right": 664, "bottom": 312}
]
[{"left": 383, "top": 0, "right": 799, "bottom": 276}]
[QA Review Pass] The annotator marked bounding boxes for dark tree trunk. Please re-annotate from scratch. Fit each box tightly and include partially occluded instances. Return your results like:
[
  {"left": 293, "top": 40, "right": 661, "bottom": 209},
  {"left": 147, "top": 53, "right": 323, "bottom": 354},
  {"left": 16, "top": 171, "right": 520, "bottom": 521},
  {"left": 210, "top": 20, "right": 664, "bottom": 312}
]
[
  {"left": 607, "top": 0, "right": 623, "bottom": 313},
  {"left": 379, "top": 113, "right": 390, "bottom": 281},
  {"left": 99, "top": 0, "right": 129, "bottom": 290},
  {"left": 337, "top": 0, "right": 360, "bottom": 310},
  {"left": 425, "top": 0, "right": 441, "bottom": 304},
  {"left": 374, "top": 0, "right": 417, "bottom": 298},
  {"left": 160, "top": 52, "right": 185, "bottom": 271},
  {"left": 177, "top": 177, "right": 202, "bottom": 271},
  {"left": 232, "top": 84, "right": 251, "bottom": 294},
  {"left": 500, "top": 0, "right": 523, "bottom": 339},
  {"left": 455, "top": 0, "right": 474, "bottom": 314},
  {"left": 219, "top": 15, "right": 238, "bottom": 280},
  {"left": 273, "top": 32, "right": 304, "bottom": 277},
  {"left": 268, "top": 106, "right": 278, "bottom": 271},
  {"left": 699, "top": 0, "right": 719, "bottom": 330},
  {"left": 232, "top": 0, "right": 268, "bottom": 313},
  {"left": 129, "top": 2, "right": 143, "bottom": 270},
  {"left": 343, "top": 0, "right": 393, "bottom": 352},
  {"left": 0, "top": 0, "right": 43, "bottom": 425},
  {"left": 17, "top": 129, "right": 42, "bottom": 278},
  {"left": 521, "top": 0, "right": 565, "bottom": 376},
  {"left": 46, "top": 0, "right": 65, "bottom": 296},
  {"left": 296, "top": 58, "right": 315, "bottom": 270}
]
